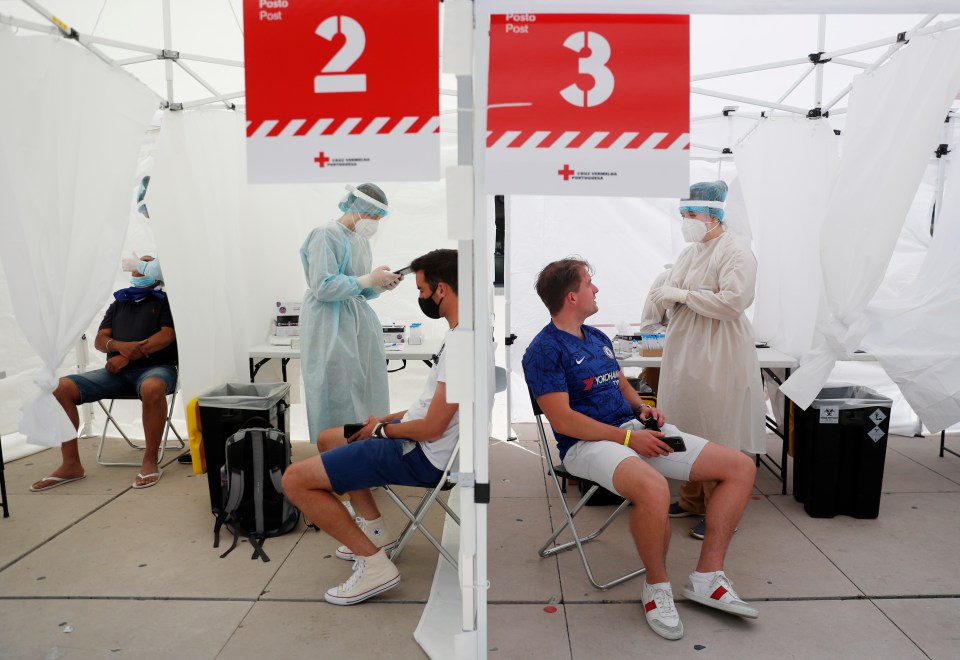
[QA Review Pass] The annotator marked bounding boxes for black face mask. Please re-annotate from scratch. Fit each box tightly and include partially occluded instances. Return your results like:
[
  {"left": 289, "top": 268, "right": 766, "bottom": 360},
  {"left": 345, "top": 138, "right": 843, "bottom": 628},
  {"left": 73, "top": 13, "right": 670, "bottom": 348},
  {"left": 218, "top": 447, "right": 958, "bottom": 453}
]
[{"left": 418, "top": 288, "right": 443, "bottom": 319}]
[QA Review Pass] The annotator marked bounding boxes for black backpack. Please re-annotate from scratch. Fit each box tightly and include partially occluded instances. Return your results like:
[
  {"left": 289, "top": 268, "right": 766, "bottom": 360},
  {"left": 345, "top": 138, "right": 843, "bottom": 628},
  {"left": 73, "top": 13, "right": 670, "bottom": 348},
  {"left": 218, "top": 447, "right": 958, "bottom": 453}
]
[{"left": 213, "top": 418, "right": 299, "bottom": 561}]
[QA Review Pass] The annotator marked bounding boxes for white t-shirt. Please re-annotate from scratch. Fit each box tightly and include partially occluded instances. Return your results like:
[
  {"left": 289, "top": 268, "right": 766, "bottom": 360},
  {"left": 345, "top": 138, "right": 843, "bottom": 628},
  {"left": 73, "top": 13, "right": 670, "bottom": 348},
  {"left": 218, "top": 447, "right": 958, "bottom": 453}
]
[{"left": 401, "top": 331, "right": 458, "bottom": 470}]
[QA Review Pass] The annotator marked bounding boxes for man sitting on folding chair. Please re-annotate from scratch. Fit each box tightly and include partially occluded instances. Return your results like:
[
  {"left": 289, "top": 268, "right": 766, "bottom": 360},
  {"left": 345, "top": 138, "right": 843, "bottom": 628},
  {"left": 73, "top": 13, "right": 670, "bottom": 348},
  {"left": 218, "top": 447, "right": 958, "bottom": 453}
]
[
  {"left": 522, "top": 257, "right": 758, "bottom": 641},
  {"left": 283, "top": 248, "right": 474, "bottom": 606},
  {"left": 31, "top": 256, "right": 177, "bottom": 492}
]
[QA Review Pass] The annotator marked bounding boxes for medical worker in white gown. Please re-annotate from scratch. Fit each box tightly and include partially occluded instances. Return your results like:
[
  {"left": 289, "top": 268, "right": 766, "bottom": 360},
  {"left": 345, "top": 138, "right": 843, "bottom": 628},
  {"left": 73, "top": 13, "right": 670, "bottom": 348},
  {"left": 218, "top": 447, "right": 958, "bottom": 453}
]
[
  {"left": 648, "top": 180, "right": 766, "bottom": 539},
  {"left": 300, "top": 183, "right": 401, "bottom": 443}
]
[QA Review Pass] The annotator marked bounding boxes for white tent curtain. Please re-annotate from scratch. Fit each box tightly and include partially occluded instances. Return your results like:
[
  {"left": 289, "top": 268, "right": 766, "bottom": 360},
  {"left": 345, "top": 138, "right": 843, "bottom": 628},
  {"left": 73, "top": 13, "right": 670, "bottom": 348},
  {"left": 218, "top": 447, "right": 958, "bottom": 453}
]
[
  {"left": 0, "top": 27, "right": 158, "bottom": 447},
  {"left": 735, "top": 116, "right": 840, "bottom": 357},
  {"left": 780, "top": 30, "right": 960, "bottom": 410},
  {"left": 862, "top": 129, "right": 960, "bottom": 433},
  {"left": 148, "top": 109, "right": 309, "bottom": 406}
]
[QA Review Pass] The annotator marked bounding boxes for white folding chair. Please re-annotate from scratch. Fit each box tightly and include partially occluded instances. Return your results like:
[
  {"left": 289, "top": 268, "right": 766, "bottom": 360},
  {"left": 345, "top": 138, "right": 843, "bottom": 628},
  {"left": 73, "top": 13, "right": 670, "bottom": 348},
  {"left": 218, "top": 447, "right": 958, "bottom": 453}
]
[
  {"left": 96, "top": 373, "right": 185, "bottom": 467},
  {"left": 381, "top": 440, "right": 461, "bottom": 569},
  {"left": 530, "top": 389, "right": 646, "bottom": 590}
]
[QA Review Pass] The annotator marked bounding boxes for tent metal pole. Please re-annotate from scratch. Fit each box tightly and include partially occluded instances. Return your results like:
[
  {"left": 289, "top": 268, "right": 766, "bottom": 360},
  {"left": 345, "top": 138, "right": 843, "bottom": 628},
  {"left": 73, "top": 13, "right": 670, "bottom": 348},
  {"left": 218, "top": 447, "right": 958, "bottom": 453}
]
[
  {"left": 776, "top": 64, "right": 816, "bottom": 106},
  {"left": 831, "top": 57, "right": 868, "bottom": 69},
  {"left": 691, "top": 56, "right": 811, "bottom": 82},
  {"left": 162, "top": 0, "right": 174, "bottom": 105},
  {"left": 17, "top": 0, "right": 117, "bottom": 69},
  {"left": 821, "top": 14, "right": 949, "bottom": 60},
  {"left": 691, "top": 87, "right": 807, "bottom": 115},
  {"left": 822, "top": 15, "right": 936, "bottom": 113},
  {"left": 931, "top": 112, "right": 953, "bottom": 237},
  {"left": 0, "top": 13, "right": 58, "bottom": 35},
  {"left": 175, "top": 60, "right": 235, "bottom": 109},
  {"left": 180, "top": 92, "right": 245, "bottom": 110},
  {"left": 814, "top": 15, "right": 826, "bottom": 109},
  {"left": 471, "top": 12, "right": 493, "bottom": 655}
]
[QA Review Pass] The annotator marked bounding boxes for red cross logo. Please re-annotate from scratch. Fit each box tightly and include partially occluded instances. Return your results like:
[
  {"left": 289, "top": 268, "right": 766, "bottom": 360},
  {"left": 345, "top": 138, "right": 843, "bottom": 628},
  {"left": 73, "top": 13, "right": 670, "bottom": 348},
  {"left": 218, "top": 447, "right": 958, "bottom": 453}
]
[
  {"left": 314, "top": 152, "right": 330, "bottom": 168},
  {"left": 558, "top": 164, "right": 575, "bottom": 180}
]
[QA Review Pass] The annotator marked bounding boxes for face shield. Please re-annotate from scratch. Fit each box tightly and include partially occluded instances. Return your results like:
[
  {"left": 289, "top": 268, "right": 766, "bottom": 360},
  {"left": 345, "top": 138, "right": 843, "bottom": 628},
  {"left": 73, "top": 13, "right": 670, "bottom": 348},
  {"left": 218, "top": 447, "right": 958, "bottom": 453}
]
[{"left": 339, "top": 183, "right": 390, "bottom": 251}]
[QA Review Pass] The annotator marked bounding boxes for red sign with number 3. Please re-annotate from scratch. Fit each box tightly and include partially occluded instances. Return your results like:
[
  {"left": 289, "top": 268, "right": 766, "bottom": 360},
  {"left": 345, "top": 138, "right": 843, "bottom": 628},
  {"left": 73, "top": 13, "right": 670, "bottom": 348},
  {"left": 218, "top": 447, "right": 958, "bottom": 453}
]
[
  {"left": 244, "top": 0, "right": 439, "bottom": 183},
  {"left": 486, "top": 14, "right": 689, "bottom": 196}
]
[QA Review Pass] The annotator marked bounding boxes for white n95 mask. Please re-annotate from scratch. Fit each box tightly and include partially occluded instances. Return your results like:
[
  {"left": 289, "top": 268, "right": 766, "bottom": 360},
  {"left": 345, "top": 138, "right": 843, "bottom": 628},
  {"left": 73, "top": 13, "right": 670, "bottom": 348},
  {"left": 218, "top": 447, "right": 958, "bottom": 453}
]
[
  {"left": 354, "top": 219, "right": 379, "bottom": 239},
  {"left": 681, "top": 217, "right": 713, "bottom": 243}
]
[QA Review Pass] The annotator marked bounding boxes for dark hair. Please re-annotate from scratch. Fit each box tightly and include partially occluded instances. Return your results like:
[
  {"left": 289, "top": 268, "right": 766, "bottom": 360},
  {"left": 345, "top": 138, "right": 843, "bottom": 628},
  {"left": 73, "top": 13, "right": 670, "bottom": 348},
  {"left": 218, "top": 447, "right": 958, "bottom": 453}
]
[
  {"left": 410, "top": 249, "right": 458, "bottom": 294},
  {"left": 534, "top": 257, "right": 592, "bottom": 316}
]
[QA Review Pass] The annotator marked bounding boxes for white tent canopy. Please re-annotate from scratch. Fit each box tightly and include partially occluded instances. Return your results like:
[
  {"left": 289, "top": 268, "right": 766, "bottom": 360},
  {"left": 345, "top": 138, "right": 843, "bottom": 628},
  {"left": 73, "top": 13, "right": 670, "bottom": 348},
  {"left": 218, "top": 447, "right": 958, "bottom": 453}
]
[{"left": 3, "top": 3, "right": 960, "bottom": 659}]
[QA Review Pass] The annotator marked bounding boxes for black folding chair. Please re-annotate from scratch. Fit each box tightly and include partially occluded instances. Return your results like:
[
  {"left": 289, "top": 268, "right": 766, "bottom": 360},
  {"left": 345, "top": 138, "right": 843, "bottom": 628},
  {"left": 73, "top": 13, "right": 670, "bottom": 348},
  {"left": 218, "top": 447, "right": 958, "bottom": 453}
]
[{"left": 530, "top": 389, "right": 646, "bottom": 590}]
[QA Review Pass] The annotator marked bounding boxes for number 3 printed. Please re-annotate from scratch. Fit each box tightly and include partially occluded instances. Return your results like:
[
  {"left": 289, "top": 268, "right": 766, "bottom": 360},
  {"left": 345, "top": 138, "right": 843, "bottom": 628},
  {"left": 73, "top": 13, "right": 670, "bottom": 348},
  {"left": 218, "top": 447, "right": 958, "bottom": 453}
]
[
  {"left": 314, "top": 16, "right": 366, "bottom": 93},
  {"left": 560, "top": 31, "right": 614, "bottom": 108}
]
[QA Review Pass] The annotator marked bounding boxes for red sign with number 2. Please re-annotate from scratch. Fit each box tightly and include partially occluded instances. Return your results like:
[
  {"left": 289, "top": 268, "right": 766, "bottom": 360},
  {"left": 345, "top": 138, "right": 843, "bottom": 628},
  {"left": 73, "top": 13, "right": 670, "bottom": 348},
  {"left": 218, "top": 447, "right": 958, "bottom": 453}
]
[{"left": 244, "top": 0, "right": 439, "bottom": 184}]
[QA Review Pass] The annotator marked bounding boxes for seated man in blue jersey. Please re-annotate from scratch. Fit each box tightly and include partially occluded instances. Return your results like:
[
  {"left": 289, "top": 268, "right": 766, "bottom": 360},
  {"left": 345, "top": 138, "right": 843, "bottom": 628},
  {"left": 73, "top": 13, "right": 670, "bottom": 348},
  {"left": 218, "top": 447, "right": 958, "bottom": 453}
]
[
  {"left": 522, "top": 257, "right": 758, "bottom": 641},
  {"left": 31, "top": 257, "right": 177, "bottom": 492},
  {"left": 283, "top": 249, "right": 468, "bottom": 607}
]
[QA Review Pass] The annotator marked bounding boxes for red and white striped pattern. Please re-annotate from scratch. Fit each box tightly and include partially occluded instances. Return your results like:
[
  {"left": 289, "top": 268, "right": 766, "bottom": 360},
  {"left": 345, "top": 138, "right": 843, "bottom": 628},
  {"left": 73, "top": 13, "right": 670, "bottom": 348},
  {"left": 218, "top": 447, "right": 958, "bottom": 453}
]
[
  {"left": 486, "top": 130, "right": 689, "bottom": 150},
  {"left": 246, "top": 116, "right": 440, "bottom": 138}
]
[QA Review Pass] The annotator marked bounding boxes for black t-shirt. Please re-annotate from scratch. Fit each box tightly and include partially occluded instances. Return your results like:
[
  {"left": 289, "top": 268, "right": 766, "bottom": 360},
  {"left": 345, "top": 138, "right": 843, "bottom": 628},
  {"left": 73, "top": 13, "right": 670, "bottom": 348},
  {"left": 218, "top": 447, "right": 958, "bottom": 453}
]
[{"left": 99, "top": 295, "right": 178, "bottom": 368}]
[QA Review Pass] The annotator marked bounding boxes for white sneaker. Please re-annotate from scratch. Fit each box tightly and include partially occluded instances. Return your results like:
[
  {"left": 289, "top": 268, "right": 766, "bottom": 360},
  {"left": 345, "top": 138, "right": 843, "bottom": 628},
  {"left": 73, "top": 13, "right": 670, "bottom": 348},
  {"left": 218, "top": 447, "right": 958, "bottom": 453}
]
[
  {"left": 336, "top": 516, "right": 398, "bottom": 560},
  {"left": 324, "top": 549, "right": 401, "bottom": 605},
  {"left": 641, "top": 581, "right": 684, "bottom": 640},
  {"left": 682, "top": 571, "right": 758, "bottom": 619}
]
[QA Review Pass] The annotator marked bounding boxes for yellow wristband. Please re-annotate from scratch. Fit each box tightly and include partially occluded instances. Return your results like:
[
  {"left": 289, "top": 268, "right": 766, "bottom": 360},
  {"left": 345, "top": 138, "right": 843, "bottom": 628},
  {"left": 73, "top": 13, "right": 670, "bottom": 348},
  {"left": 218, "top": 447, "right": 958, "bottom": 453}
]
[{"left": 623, "top": 429, "right": 631, "bottom": 447}]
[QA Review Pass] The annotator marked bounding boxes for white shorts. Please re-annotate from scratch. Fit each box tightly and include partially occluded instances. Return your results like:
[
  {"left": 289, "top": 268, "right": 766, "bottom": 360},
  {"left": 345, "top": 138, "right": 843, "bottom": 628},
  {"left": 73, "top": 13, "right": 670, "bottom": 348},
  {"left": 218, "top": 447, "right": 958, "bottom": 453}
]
[{"left": 561, "top": 421, "right": 708, "bottom": 497}]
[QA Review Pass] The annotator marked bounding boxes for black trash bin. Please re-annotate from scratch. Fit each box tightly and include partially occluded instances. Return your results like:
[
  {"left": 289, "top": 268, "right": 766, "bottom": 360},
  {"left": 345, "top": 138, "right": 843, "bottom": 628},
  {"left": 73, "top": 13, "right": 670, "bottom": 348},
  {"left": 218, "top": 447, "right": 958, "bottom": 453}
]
[
  {"left": 792, "top": 385, "right": 892, "bottom": 519},
  {"left": 197, "top": 382, "right": 290, "bottom": 515}
]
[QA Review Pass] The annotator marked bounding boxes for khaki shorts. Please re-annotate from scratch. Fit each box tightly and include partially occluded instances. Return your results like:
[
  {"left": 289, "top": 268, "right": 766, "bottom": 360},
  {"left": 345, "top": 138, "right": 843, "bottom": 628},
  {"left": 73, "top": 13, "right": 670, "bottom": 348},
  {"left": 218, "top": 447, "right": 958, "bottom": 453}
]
[{"left": 561, "top": 421, "right": 707, "bottom": 496}]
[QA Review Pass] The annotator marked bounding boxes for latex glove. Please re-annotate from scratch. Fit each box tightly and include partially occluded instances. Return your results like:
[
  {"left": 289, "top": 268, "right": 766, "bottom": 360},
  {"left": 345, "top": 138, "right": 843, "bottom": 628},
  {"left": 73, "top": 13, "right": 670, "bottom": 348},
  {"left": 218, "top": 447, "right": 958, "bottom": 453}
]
[
  {"left": 368, "top": 265, "right": 401, "bottom": 288},
  {"left": 357, "top": 266, "right": 400, "bottom": 290},
  {"left": 121, "top": 252, "right": 140, "bottom": 272},
  {"left": 659, "top": 286, "right": 688, "bottom": 305}
]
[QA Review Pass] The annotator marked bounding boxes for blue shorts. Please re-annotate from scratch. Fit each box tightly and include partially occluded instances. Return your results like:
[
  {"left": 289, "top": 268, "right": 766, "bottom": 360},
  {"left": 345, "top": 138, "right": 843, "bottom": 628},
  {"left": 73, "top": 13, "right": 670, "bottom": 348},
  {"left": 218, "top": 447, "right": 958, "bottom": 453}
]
[
  {"left": 66, "top": 365, "right": 177, "bottom": 404},
  {"left": 322, "top": 438, "right": 444, "bottom": 494}
]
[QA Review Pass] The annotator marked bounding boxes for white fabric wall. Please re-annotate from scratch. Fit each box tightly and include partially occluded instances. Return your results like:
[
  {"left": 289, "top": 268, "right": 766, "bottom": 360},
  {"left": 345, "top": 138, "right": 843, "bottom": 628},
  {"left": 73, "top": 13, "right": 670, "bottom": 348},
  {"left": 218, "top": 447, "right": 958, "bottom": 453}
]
[
  {"left": 736, "top": 117, "right": 840, "bottom": 358},
  {"left": 863, "top": 120, "right": 960, "bottom": 433},
  {"left": 0, "top": 27, "right": 158, "bottom": 449},
  {"left": 781, "top": 30, "right": 960, "bottom": 411}
]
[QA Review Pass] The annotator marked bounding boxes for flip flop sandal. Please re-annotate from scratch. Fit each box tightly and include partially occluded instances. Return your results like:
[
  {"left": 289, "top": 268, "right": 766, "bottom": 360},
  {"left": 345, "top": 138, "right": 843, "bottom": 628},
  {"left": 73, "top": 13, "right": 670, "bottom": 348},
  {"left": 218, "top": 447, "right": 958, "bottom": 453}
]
[
  {"left": 30, "top": 475, "right": 86, "bottom": 492},
  {"left": 132, "top": 470, "right": 163, "bottom": 489}
]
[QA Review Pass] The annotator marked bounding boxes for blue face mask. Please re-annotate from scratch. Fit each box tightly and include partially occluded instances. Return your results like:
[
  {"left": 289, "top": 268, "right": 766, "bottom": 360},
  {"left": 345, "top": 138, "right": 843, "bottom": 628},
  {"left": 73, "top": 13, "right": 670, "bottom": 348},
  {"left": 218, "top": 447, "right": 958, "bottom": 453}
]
[{"left": 130, "top": 275, "right": 156, "bottom": 288}]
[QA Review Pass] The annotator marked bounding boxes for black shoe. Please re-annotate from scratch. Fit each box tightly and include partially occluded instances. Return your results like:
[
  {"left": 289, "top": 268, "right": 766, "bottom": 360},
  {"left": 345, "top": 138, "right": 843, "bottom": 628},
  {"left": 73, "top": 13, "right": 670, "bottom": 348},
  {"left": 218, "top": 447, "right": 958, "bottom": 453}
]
[
  {"left": 177, "top": 451, "right": 192, "bottom": 465},
  {"left": 668, "top": 502, "right": 698, "bottom": 518}
]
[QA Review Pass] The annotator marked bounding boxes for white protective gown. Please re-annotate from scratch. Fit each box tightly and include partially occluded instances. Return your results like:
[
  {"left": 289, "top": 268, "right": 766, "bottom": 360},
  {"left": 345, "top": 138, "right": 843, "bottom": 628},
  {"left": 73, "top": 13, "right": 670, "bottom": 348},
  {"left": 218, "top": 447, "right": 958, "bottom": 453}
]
[
  {"left": 654, "top": 232, "right": 767, "bottom": 454},
  {"left": 299, "top": 221, "right": 389, "bottom": 443}
]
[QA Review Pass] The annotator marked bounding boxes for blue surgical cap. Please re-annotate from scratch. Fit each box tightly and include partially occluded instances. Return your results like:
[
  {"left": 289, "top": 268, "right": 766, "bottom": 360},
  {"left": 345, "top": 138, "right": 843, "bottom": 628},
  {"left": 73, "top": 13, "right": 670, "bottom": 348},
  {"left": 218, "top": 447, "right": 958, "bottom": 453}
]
[
  {"left": 679, "top": 180, "right": 728, "bottom": 222},
  {"left": 338, "top": 183, "right": 388, "bottom": 217}
]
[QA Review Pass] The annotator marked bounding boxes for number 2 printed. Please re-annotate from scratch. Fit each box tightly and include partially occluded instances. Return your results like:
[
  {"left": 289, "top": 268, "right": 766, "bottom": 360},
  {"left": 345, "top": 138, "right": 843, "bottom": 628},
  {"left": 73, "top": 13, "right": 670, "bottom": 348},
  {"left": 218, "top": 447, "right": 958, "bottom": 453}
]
[
  {"left": 314, "top": 15, "right": 366, "bottom": 93},
  {"left": 560, "top": 31, "right": 614, "bottom": 108}
]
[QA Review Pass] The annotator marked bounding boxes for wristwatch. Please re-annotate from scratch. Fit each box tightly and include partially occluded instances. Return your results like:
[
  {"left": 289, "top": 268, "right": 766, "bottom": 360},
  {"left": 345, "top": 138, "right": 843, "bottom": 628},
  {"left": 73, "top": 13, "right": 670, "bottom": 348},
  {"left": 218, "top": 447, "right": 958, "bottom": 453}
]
[{"left": 374, "top": 423, "right": 388, "bottom": 438}]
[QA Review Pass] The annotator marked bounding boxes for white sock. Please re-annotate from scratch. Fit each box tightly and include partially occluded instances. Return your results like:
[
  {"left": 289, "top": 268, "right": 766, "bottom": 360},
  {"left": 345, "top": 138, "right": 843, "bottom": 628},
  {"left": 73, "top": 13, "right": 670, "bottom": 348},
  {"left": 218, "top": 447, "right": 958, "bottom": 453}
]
[
  {"left": 691, "top": 570, "right": 720, "bottom": 582},
  {"left": 645, "top": 581, "right": 672, "bottom": 591}
]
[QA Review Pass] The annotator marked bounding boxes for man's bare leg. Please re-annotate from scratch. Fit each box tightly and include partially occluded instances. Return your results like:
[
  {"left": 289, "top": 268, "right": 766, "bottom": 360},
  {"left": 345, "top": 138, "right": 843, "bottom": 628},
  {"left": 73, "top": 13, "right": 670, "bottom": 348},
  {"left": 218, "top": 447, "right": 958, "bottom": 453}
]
[
  {"left": 612, "top": 456, "right": 672, "bottom": 584},
  {"left": 134, "top": 377, "right": 168, "bottom": 487},
  {"left": 30, "top": 378, "right": 83, "bottom": 490},
  {"left": 687, "top": 444, "right": 755, "bottom": 572},
  {"left": 282, "top": 455, "right": 379, "bottom": 557}
]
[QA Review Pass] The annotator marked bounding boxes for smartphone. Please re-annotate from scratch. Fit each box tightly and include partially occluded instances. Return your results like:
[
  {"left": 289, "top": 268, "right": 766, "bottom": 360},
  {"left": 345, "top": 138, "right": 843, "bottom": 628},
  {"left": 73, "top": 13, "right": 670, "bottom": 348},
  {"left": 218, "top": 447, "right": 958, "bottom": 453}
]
[
  {"left": 393, "top": 265, "right": 413, "bottom": 276},
  {"left": 662, "top": 435, "right": 687, "bottom": 452},
  {"left": 343, "top": 423, "right": 365, "bottom": 438}
]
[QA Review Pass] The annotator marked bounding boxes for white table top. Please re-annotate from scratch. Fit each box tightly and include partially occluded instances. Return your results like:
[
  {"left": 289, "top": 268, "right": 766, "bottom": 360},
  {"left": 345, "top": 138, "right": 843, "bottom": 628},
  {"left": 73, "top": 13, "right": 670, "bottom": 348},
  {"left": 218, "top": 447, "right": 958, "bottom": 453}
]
[
  {"left": 249, "top": 337, "right": 443, "bottom": 362},
  {"left": 617, "top": 346, "right": 800, "bottom": 369}
]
